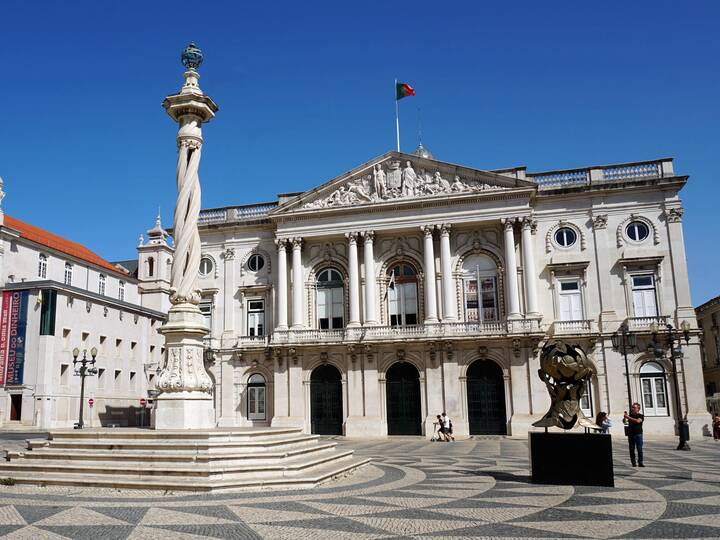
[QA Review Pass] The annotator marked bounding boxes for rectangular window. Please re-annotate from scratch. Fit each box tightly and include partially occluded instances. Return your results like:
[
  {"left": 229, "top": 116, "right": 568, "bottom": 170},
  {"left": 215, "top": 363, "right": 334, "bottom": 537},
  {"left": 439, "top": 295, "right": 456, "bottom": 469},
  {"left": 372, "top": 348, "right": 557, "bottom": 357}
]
[
  {"left": 98, "top": 274, "right": 106, "bottom": 296},
  {"left": 631, "top": 274, "right": 658, "bottom": 317},
  {"left": 60, "top": 364, "right": 69, "bottom": 386},
  {"left": 40, "top": 290, "right": 57, "bottom": 335},
  {"left": 199, "top": 301, "right": 212, "bottom": 334},
  {"left": 558, "top": 279, "right": 583, "bottom": 321},
  {"left": 247, "top": 299, "right": 265, "bottom": 336},
  {"left": 118, "top": 281, "right": 125, "bottom": 302},
  {"left": 641, "top": 376, "right": 668, "bottom": 416},
  {"left": 64, "top": 264, "right": 73, "bottom": 285},
  {"left": 389, "top": 282, "right": 418, "bottom": 327},
  {"left": 317, "top": 289, "right": 343, "bottom": 329},
  {"left": 38, "top": 255, "right": 47, "bottom": 278}
]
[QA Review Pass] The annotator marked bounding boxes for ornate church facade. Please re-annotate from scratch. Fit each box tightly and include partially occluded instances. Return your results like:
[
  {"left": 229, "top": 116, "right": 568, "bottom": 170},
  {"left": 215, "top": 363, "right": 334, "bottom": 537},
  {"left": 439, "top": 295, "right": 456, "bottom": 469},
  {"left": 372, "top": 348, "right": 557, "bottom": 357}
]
[{"left": 196, "top": 150, "right": 706, "bottom": 438}]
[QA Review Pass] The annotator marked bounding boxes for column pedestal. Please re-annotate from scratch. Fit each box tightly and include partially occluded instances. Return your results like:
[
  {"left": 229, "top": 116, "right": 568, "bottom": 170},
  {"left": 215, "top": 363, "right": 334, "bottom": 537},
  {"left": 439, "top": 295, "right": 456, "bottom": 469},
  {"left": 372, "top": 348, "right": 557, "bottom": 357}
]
[{"left": 155, "top": 303, "right": 215, "bottom": 430}]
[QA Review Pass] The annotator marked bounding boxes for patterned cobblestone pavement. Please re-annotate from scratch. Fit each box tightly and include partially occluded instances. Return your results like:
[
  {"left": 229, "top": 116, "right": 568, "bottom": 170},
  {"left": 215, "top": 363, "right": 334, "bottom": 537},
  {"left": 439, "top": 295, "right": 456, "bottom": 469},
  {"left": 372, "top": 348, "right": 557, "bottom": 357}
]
[{"left": 0, "top": 436, "right": 717, "bottom": 539}]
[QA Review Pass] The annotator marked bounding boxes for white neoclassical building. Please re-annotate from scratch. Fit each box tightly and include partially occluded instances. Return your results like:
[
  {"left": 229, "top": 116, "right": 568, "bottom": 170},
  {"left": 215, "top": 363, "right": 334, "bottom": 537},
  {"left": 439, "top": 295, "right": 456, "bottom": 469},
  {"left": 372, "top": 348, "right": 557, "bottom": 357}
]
[{"left": 197, "top": 148, "right": 706, "bottom": 439}]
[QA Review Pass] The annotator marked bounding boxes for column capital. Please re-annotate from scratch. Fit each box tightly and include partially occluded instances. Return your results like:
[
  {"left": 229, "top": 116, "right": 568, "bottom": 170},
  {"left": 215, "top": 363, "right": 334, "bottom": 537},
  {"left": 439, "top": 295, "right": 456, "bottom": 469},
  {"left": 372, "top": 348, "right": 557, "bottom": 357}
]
[
  {"left": 345, "top": 231, "right": 359, "bottom": 244},
  {"left": 591, "top": 213, "right": 608, "bottom": 230},
  {"left": 665, "top": 207, "right": 684, "bottom": 223},
  {"left": 439, "top": 223, "right": 452, "bottom": 237},
  {"left": 291, "top": 237, "right": 303, "bottom": 249},
  {"left": 361, "top": 230, "right": 375, "bottom": 243},
  {"left": 502, "top": 218, "right": 516, "bottom": 231},
  {"left": 222, "top": 247, "right": 235, "bottom": 260},
  {"left": 421, "top": 225, "right": 435, "bottom": 238},
  {"left": 521, "top": 216, "right": 537, "bottom": 233},
  {"left": 275, "top": 238, "right": 288, "bottom": 250}
]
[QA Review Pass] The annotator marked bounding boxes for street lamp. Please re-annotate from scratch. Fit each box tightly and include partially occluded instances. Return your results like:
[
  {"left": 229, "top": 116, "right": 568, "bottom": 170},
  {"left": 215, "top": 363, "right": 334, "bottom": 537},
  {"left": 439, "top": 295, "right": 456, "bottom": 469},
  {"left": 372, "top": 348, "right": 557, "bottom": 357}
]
[
  {"left": 611, "top": 323, "right": 637, "bottom": 409},
  {"left": 72, "top": 347, "right": 98, "bottom": 429},
  {"left": 649, "top": 321, "right": 691, "bottom": 451}
]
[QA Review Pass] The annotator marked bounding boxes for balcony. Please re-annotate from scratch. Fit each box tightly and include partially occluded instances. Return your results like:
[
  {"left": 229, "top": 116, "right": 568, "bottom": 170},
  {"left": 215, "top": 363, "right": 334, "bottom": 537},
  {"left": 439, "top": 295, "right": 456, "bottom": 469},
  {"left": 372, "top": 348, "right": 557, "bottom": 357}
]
[
  {"left": 529, "top": 158, "right": 674, "bottom": 190},
  {"left": 626, "top": 316, "right": 669, "bottom": 332},
  {"left": 552, "top": 319, "right": 595, "bottom": 336},
  {"left": 270, "top": 319, "right": 542, "bottom": 347}
]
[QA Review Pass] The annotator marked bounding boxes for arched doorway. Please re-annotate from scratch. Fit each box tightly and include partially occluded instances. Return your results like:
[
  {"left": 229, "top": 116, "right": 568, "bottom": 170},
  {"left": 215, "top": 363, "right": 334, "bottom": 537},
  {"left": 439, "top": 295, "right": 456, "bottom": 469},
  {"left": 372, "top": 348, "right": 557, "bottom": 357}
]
[
  {"left": 247, "top": 374, "right": 266, "bottom": 421},
  {"left": 310, "top": 364, "right": 343, "bottom": 435},
  {"left": 386, "top": 362, "right": 421, "bottom": 435},
  {"left": 467, "top": 360, "right": 507, "bottom": 435}
]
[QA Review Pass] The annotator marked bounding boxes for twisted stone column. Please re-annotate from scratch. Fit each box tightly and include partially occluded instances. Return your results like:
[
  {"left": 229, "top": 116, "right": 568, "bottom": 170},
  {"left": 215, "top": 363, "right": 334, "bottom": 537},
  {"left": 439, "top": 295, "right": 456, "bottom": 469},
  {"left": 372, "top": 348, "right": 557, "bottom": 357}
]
[{"left": 155, "top": 44, "right": 218, "bottom": 429}]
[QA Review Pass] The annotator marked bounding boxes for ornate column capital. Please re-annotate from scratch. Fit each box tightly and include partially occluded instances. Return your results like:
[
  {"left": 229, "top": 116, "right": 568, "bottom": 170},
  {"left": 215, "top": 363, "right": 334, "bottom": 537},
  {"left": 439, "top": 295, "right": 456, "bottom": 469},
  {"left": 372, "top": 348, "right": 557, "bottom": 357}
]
[
  {"left": 275, "top": 237, "right": 288, "bottom": 250},
  {"left": 591, "top": 213, "right": 608, "bottom": 230},
  {"left": 222, "top": 247, "right": 235, "bottom": 260},
  {"left": 291, "top": 237, "right": 303, "bottom": 250},
  {"left": 521, "top": 216, "right": 537, "bottom": 233},
  {"left": 421, "top": 225, "right": 435, "bottom": 238},
  {"left": 501, "top": 218, "right": 516, "bottom": 232},
  {"left": 439, "top": 223, "right": 452, "bottom": 237},
  {"left": 666, "top": 207, "right": 684, "bottom": 223},
  {"left": 345, "top": 231, "right": 359, "bottom": 244},
  {"left": 361, "top": 230, "right": 375, "bottom": 243}
]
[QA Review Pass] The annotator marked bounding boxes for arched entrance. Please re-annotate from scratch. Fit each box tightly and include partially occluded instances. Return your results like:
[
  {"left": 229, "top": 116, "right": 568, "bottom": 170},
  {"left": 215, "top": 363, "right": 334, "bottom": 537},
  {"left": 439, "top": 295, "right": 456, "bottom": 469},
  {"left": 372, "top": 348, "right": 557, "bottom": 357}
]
[
  {"left": 247, "top": 374, "right": 266, "bottom": 421},
  {"left": 467, "top": 360, "right": 507, "bottom": 435},
  {"left": 310, "top": 364, "right": 343, "bottom": 435},
  {"left": 386, "top": 362, "right": 421, "bottom": 435}
]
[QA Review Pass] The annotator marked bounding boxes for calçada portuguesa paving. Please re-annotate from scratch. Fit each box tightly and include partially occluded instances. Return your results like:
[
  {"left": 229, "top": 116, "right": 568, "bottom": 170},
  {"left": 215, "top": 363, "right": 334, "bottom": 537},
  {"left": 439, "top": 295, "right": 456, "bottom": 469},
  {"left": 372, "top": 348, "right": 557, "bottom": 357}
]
[{"left": 0, "top": 435, "right": 718, "bottom": 539}]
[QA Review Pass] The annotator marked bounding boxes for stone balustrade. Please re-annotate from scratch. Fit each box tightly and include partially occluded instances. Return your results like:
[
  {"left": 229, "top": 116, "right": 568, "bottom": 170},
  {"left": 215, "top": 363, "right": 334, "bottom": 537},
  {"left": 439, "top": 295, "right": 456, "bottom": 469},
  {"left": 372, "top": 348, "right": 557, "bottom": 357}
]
[
  {"left": 626, "top": 315, "right": 670, "bottom": 332},
  {"left": 199, "top": 203, "right": 277, "bottom": 225},
  {"left": 530, "top": 158, "right": 673, "bottom": 189},
  {"left": 552, "top": 319, "right": 595, "bottom": 335}
]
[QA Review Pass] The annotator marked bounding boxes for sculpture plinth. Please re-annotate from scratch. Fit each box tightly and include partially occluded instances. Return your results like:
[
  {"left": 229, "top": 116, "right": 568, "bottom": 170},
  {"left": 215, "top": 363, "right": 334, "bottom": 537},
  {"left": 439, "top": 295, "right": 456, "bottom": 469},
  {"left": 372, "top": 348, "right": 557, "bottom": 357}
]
[
  {"left": 155, "top": 42, "right": 218, "bottom": 430},
  {"left": 155, "top": 303, "right": 214, "bottom": 429}
]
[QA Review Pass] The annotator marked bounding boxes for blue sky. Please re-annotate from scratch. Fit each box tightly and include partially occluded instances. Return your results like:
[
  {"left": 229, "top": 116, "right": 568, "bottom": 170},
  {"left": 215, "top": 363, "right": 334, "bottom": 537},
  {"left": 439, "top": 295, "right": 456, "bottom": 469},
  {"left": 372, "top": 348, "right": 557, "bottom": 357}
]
[{"left": 2, "top": 1, "right": 719, "bottom": 304}]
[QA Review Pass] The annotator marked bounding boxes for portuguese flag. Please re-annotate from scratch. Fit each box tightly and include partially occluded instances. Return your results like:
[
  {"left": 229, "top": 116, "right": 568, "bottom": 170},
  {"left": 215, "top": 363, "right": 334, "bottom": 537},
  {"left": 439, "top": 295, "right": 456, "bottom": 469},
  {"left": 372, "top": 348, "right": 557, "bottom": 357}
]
[{"left": 396, "top": 82, "right": 416, "bottom": 100}]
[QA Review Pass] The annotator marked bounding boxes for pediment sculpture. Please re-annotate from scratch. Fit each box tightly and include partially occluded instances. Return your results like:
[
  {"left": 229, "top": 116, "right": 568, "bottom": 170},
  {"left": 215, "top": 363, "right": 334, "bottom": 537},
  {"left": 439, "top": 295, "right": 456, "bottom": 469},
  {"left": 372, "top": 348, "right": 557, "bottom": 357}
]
[{"left": 302, "top": 160, "right": 504, "bottom": 209}]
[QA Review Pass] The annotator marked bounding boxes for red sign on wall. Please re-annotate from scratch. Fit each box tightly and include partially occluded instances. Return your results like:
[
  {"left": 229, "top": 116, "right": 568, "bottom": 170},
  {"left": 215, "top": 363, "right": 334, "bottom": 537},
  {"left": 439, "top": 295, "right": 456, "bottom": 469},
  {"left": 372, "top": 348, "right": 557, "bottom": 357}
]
[{"left": 88, "top": 398, "right": 94, "bottom": 407}]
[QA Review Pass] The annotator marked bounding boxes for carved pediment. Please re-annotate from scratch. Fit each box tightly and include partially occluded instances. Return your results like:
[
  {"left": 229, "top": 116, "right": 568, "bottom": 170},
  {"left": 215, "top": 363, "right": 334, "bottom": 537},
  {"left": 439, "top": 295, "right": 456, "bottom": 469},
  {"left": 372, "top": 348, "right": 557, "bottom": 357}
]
[{"left": 300, "top": 159, "right": 507, "bottom": 210}]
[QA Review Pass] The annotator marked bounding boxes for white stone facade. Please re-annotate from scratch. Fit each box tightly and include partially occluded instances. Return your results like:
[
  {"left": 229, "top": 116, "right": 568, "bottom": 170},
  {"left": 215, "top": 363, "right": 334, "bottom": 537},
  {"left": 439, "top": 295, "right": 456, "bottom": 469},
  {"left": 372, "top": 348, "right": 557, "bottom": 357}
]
[
  {"left": 199, "top": 152, "right": 706, "bottom": 439},
  {"left": 696, "top": 295, "right": 720, "bottom": 415},
  {"left": 0, "top": 203, "right": 167, "bottom": 428}
]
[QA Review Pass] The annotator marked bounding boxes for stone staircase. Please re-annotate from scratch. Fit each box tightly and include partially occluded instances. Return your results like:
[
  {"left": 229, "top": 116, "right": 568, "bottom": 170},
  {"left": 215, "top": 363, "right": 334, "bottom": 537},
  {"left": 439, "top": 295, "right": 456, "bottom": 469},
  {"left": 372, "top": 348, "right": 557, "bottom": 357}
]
[{"left": 0, "top": 427, "right": 370, "bottom": 492}]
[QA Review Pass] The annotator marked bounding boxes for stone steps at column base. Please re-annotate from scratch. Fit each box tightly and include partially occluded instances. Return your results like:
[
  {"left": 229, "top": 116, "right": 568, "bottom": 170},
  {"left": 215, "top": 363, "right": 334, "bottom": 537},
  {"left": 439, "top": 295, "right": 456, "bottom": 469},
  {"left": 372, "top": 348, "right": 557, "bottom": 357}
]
[
  {"left": 39, "top": 427, "right": 303, "bottom": 442},
  {"left": 0, "top": 449, "right": 357, "bottom": 479},
  {"left": 0, "top": 456, "right": 372, "bottom": 493},
  {"left": 26, "top": 434, "right": 321, "bottom": 452},
  {"left": 7, "top": 441, "right": 339, "bottom": 466}
]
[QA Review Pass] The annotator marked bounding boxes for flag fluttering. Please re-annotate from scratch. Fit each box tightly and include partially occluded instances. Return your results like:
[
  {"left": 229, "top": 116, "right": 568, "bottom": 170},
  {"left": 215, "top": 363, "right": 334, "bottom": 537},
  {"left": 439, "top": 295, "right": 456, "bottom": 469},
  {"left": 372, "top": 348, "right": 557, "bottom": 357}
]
[{"left": 396, "top": 82, "right": 416, "bottom": 100}]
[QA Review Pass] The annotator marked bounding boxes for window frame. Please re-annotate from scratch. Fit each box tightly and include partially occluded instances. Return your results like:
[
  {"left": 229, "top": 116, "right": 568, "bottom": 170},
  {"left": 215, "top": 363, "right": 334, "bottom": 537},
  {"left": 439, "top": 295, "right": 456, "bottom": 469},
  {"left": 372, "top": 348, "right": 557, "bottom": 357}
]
[
  {"left": 387, "top": 263, "right": 419, "bottom": 327},
  {"left": 626, "top": 220, "right": 650, "bottom": 243},
  {"left": 38, "top": 254, "right": 48, "bottom": 279},
  {"left": 247, "top": 299, "right": 265, "bottom": 337},
  {"left": 98, "top": 274, "right": 106, "bottom": 296},
  {"left": 64, "top": 263, "right": 73, "bottom": 286},
  {"left": 247, "top": 253, "right": 265, "bottom": 273},
  {"left": 639, "top": 361, "right": 669, "bottom": 417},
  {"left": 316, "top": 268, "right": 345, "bottom": 329},
  {"left": 118, "top": 280, "right": 125, "bottom": 302},
  {"left": 554, "top": 227, "right": 577, "bottom": 249},
  {"left": 199, "top": 256, "right": 214, "bottom": 277},
  {"left": 630, "top": 273, "right": 658, "bottom": 318},
  {"left": 556, "top": 277, "right": 584, "bottom": 321}
]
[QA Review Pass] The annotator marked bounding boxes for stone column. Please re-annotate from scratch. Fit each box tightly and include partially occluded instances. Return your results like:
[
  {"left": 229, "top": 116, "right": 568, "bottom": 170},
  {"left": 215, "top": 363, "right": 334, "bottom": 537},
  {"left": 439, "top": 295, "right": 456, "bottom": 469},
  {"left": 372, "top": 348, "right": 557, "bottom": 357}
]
[
  {"left": 422, "top": 225, "right": 438, "bottom": 323},
  {"left": 155, "top": 43, "right": 218, "bottom": 430},
  {"left": 502, "top": 219, "right": 521, "bottom": 319},
  {"left": 521, "top": 218, "right": 539, "bottom": 317},
  {"left": 222, "top": 247, "right": 236, "bottom": 343},
  {"left": 346, "top": 232, "right": 361, "bottom": 327},
  {"left": 291, "top": 238, "right": 304, "bottom": 329},
  {"left": 362, "top": 231, "right": 378, "bottom": 325},
  {"left": 275, "top": 239, "right": 288, "bottom": 330},
  {"left": 439, "top": 224, "right": 457, "bottom": 321},
  {"left": 591, "top": 213, "right": 618, "bottom": 331}
]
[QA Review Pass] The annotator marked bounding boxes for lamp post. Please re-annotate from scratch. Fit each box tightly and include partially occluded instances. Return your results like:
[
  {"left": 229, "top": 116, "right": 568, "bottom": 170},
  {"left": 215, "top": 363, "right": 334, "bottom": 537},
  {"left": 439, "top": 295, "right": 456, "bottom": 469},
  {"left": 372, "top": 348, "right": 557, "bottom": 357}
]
[
  {"left": 650, "top": 321, "right": 691, "bottom": 451},
  {"left": 611, "top": 323, "right": 637, "bottom": 409},
  {"left": 72, "top": 347, "right": 98, "bottom": 429}
]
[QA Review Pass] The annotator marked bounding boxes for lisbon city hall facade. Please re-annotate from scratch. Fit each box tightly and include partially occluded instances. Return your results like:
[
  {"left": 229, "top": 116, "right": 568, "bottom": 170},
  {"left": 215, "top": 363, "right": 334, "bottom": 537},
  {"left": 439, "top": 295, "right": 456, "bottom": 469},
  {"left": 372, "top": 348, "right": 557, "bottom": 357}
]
[{"left": 193, "top": 149, "right": 706, "bottom": 439}]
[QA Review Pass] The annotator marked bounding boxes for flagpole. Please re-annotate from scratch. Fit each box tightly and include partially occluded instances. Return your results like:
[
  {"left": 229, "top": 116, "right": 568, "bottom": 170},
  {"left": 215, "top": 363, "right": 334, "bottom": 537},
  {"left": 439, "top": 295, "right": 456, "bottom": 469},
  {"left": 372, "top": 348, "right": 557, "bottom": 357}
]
[{"left": 395, "top": 79, "right": 400, "bottom": 152}]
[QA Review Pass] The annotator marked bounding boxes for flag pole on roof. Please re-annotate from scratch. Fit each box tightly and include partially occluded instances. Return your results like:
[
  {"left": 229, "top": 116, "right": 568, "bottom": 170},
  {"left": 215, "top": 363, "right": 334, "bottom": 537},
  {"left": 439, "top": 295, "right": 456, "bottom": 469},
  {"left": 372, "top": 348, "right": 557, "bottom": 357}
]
[{"left": 395, "top": 80, "right": 415, "bottom": 152}]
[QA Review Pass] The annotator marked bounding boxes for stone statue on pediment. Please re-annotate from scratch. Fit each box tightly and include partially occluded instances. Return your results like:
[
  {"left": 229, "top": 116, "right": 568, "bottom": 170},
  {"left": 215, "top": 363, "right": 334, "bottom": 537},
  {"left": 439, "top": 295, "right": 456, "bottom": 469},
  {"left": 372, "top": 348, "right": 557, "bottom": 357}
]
[
  {"left": 401, "top": 161, "right": 417, "bottom": 197},
  {"left": 451, "top": 175, "right": 467, "bottom": 192},
  {"left": 373, "top": 165, "right": 387, "bottom": 199}
]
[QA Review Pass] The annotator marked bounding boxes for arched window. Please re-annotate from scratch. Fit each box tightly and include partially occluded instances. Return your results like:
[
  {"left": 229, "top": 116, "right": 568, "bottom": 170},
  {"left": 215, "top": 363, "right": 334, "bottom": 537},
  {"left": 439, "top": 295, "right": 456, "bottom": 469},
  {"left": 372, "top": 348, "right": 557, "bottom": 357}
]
[
  {"left": 38, "top": 254, "right": 48, "bottom": 279},
  {"left": 98, "top": 274, "right": 106, "bottom": 296},
  {"left": 316, "top": 268, "right": 344, "bottom": 329},
  {"left": 387, "top": 262, "right": 418, "bottom": 327},
  {"left": 64, "top": 263, "right": 73, "bottom": 286},
  {"left": 147, "top": 257, "right": 155, "bottom": 278},
  {"left": 640, "top": 361, "right": 668, "bottom": 417},
  {"left": 118, "top": 281, "right": 125, "bottom": 302},
  {"left": 461, "top": 254, "right": 499, "bottom": 322}
]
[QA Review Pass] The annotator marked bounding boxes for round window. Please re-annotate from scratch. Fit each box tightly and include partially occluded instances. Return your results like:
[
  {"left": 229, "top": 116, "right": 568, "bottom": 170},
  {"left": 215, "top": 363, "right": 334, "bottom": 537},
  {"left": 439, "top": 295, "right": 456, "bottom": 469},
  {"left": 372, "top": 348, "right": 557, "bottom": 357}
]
[
  {"left": 554, "top": 227, "right": 577, "bottom": 248},
  {"left": 199, "top": 256, "right": 214, "bottom": 276},
  {"left": 247, "top": 254, "right": 265, "bottom": 272},
  {"left": 626, "top": 221, "right": 649, "bottom": 242}
]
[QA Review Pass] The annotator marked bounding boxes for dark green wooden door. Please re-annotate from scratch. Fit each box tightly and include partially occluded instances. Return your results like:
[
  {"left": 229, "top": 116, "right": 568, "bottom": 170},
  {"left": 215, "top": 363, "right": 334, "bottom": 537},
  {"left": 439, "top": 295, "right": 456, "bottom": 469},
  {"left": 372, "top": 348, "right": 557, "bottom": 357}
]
[
  {"left": 310, "top": 364, "right": 343, "bottom": 435},
  {"left": 467, "top": 360, "right": 507, "bottom": 435},
  {"left": 386, "top": 362, "right": 421, "bottom": 435}
]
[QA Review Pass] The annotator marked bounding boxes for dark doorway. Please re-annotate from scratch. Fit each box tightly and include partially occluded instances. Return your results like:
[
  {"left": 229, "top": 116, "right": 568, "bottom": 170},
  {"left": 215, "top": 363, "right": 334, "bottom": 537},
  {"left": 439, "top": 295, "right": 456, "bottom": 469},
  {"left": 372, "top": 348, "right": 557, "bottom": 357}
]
[
  {"left": 467, "top": 360, "right": 507, "bottom": 435},
  {"left": 9, "top": 395, "right": 22, "bottom": 421},
  {"left": 386, "top": 362, "right": 422, "bottom": 435},
  {"left": 310, "top": 364, "right": 343, "bottom": 435}
]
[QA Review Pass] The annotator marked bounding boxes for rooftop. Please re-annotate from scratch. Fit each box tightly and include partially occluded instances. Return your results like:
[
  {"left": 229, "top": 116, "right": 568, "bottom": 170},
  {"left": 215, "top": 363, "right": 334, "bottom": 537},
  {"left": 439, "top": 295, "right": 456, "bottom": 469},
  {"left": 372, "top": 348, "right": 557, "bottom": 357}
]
[{"left": 3, "top": 215, "right": 127, "bottom": 275}]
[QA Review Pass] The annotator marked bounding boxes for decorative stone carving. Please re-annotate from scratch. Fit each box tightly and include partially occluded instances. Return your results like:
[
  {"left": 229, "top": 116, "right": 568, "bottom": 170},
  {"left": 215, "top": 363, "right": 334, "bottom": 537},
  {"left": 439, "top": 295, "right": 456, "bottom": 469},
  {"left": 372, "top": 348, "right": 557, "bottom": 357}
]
[
  {"left": 522, "top": 216, "right": 537, "bottom": 234},
  {"left": 616, "top": 214, "right": 659, "bottom": 247},
  {"left": 591, "top": 214, "right": 608, "bottom": 230},
  {"left": 157, "top": 346, "right": 213, "bottom": 393},
  {"left": 666, "top": 207, "right": 684, "bottom": 223},
  {"left": 302, "top": 160, "right": 505, "bottom": 209},
  {"left": 222, "top": 247, "right": 235, "bottom": 260}
]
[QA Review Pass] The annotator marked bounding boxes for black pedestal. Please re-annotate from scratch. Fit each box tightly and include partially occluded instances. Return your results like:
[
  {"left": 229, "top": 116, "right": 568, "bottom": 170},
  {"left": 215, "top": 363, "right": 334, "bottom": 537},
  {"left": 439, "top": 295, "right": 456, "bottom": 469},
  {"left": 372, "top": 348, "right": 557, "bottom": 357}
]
[{"left": 529, "top": 432, "right": 614, "bottom": 487}]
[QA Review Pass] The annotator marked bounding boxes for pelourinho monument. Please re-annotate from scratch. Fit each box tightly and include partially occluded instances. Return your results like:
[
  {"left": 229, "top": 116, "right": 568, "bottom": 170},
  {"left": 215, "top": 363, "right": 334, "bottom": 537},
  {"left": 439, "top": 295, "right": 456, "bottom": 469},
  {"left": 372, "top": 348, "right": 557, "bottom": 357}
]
[{"left": 154, "top": 42, "right": 219, "bottom": 429}]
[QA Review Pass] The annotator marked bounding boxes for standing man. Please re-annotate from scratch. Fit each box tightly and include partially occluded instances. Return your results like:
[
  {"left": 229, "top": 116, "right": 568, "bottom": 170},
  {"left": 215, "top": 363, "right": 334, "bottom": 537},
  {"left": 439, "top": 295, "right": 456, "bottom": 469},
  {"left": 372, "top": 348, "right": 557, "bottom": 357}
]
[{"left": 624, "top": 402, "right": 644, "bottom": 467}]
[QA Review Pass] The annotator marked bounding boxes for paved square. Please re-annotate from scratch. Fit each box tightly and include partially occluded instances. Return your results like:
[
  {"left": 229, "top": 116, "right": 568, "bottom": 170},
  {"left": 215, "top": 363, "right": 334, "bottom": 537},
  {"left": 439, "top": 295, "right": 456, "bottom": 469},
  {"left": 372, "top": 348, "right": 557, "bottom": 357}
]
[{"left": 0, "top": 436, "right": 717, "bottom": 539}]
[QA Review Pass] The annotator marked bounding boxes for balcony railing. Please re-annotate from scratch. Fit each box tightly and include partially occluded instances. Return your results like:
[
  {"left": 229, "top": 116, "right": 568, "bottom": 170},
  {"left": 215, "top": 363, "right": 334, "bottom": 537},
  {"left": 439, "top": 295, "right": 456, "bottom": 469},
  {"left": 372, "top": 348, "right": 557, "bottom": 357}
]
[
  {"left": 552, "top": 319, "right": 595, "bottom": 335},
  {"left": 626, "top": 316, "right": 670, "bottom": 332},
  {"left": 529, "top": 159, "right": 673, "bottom": 190}
]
